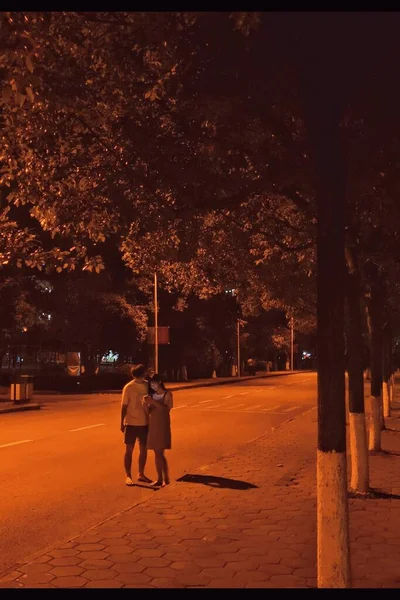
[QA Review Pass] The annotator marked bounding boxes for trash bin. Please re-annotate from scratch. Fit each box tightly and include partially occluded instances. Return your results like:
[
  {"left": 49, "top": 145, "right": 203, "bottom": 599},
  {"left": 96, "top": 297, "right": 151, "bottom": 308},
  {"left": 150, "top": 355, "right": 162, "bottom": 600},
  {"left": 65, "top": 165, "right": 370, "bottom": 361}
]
[{"left": 10, "top": 375, "right": 34, "bottom": 404}]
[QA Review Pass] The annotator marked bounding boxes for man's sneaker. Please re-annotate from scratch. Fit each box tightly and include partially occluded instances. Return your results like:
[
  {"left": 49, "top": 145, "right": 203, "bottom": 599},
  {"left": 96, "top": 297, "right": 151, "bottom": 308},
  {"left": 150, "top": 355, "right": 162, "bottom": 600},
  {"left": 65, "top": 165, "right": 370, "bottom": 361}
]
[{"left": 125, "top": 476, "right": 134, "bottom": 486}]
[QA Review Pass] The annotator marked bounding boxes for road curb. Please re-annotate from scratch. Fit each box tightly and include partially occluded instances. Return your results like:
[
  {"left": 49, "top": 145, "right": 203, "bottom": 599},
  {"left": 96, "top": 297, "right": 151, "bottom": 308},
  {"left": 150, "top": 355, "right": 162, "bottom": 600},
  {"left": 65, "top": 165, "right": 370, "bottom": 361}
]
[
  {"left": 0, "top": 403, "right": 41, "bottom": 415},
  {"left": 1, "top": 372, "right": 309, "bottom": 412},
  {"left": 83, "top": 371, "right": 307, "bottom": 395},
  {"left": 168, "top": 371, "right": 304, "bottom": 391},
  {"left": 2, "top": 371, "right": 309, "bottom": 402}
]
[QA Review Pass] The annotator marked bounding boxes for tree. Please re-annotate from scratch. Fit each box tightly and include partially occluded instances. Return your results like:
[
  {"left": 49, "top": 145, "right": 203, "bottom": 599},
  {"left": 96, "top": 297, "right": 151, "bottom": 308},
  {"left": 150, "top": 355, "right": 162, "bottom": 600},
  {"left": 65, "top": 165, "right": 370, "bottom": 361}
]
[
  {"left": 4, "top": 11, "right": 400, "bottom": 587},
  {"left": 295, "top": 17, "right": 350, "bottom": 585},
  {"left": 345, "top": 245, "right": 369, "bottom": 493},
  {"left": 0, "top": 261, "right": 149, "bottom": 374}
]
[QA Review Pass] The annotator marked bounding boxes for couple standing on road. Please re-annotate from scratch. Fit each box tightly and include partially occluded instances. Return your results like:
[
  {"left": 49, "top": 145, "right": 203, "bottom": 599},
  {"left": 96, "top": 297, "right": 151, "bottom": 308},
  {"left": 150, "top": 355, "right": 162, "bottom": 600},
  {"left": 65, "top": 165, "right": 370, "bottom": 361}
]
[{"left": 120, "top": 364, "right": 173, "bottom": 487}]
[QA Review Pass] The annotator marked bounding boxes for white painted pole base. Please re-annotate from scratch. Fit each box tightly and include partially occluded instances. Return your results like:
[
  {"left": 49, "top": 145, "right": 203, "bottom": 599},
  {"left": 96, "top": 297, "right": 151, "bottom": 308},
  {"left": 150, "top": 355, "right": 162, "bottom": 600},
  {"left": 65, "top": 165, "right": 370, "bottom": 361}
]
[
  {"left": 382, "top": 382, "right": 390, "bottom": 418},
  {"left": 211, "top": 370, "right": 217, "bottom": 379},
  {"left": 349, "top": 413, "right": 369, "bottom": 493},
  {"left": 317, "top": 450, "right": 351, "bottom": 588},
  {"left": 390, "top": 375, "right": 395, "bottom": 405},
  {"left": 368, "top": 396, "right": 381, "bottom": 451}
]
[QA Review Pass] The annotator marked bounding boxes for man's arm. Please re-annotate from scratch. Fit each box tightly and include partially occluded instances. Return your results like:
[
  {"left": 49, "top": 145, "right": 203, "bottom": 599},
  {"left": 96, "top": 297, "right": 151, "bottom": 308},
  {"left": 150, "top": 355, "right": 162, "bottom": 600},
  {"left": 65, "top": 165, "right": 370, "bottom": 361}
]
[
  {"left": 121, "top": 404, "right": 127, "bottom": 432},
  {"left": 121, "top": 386, "right": 129, "bottom": 432}
]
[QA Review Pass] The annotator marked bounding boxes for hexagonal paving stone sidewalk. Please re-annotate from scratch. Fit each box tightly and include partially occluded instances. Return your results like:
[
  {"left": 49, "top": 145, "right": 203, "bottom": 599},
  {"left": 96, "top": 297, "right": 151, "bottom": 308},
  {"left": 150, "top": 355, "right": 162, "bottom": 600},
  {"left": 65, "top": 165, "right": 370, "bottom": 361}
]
[{"left": 2, "top": 398, "right": 400, "bottom": 589}]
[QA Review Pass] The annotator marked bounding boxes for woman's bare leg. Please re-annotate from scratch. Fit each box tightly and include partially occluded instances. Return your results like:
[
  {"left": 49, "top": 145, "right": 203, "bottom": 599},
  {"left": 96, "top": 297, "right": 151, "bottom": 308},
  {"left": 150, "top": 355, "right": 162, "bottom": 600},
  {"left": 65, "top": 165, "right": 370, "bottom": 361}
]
[
  {"left": 153, "top": 451, "right": 163, "bottom": 485},
  {"left": 162, "top": 453, "right": 170, "bottom": 485}
]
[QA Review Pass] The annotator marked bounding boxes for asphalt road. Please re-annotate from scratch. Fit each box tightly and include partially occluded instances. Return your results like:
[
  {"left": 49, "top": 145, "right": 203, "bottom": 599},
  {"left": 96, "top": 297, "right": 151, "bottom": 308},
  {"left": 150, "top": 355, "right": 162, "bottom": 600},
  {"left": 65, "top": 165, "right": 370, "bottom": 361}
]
[{"left": 0, "top": 372, "right": 317, "bottom": 577}]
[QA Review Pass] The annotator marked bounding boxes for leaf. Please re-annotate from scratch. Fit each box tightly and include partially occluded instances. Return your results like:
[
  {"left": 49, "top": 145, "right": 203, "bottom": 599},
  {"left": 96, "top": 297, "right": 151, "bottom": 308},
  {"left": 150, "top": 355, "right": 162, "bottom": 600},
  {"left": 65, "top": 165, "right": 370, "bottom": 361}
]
[
  {"left": 25, "top": 86, "right": 34, "bottom": 103},
  {"left": 29, "top": 74, "right": 40, "bottom": 86},
  {"left": 16, "top": 92, "right": 26, "bottom": 108},
  {"left": 2, "top": 86, "right": 12, "bottom": 104},
  {"left": 25, "top": 54, "right": 34, "bottom": 74}
]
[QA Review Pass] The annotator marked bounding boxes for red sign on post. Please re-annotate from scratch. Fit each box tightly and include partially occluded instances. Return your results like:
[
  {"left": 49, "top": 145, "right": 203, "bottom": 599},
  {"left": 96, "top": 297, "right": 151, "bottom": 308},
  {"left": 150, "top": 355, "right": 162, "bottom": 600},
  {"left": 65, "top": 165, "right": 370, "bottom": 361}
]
[{"left": 147, "top": 326, "right": 170, "bottom": 345}]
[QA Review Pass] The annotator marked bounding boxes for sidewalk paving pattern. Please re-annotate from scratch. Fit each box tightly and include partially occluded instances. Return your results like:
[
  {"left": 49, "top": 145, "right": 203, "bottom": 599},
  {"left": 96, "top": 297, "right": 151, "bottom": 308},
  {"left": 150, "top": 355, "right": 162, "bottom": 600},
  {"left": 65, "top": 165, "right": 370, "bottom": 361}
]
[{"left": 1, "top": 394, "right": 399, "bottom": 588}]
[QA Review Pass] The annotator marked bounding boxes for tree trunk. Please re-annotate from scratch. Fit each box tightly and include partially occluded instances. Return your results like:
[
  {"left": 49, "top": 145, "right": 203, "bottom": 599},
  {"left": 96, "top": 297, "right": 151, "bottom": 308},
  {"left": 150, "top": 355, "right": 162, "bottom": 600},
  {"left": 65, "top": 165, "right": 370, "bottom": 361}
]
[
  {"left": 389, "top": 335, "right": 395, "bottom": 405},
  {"left": 367, "top": 276, "right": 384, "bottom": 451},
  {"left": 272, "top": 351, "right": 278, "bottom": 372},
  {"left": 345, "top": 247, "right": 369, "bottom": 494},
  {"left": 382, "top": 321, "right": 391, "bottom": 419},
  {"left": 303, "top": 86, "right": 350, "bottom": 588},
  {"left": 180, "top": 364, "right": 188, "bottom": 381},
  {"left": 390, "top": 372, "right": 395, "bottom": 405},
  {"left": 211, "top": 344, "right": 218, "bottom": 378}
]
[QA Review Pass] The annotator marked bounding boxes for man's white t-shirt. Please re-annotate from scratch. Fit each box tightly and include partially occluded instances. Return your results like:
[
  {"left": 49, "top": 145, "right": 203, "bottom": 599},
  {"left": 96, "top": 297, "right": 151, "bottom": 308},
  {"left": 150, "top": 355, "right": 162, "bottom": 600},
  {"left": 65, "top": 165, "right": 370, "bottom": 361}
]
[{"left": 122, "top": 380, "right": 149, "bottom": 426}]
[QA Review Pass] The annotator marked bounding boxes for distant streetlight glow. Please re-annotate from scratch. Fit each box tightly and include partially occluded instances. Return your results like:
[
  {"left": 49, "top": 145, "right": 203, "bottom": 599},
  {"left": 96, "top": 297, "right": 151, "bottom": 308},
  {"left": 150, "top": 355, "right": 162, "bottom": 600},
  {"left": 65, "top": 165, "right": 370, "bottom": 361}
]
[{"left": 225, "top": 288, "right": 237, "bottom": 296}]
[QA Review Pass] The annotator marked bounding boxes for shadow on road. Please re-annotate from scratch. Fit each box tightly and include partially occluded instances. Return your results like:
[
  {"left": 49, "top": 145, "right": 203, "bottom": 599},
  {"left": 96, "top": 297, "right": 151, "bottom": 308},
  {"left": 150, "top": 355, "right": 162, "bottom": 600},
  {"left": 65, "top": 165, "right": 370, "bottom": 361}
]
[
  {"left": 176, "top": 473, "right": 258, "bottom": 490},
  {"left": 370, "top": 488, "right": 400, "bottom": 500},
  {"left": 381, "top": 449, "right": 400, "bottom": 457},
  {"left": 128, "top": 483, "right": 158, "bottom": 490},
  {"left": 349, "top": 488, "right": 400, "bottom": 500}
]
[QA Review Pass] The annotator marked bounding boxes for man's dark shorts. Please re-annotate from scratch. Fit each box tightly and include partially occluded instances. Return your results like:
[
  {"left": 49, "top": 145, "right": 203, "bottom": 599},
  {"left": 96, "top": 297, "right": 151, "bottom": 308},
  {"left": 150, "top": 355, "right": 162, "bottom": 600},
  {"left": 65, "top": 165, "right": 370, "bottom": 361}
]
[{"left": 124, "top": 425, "right": 148, "bottom": 446}]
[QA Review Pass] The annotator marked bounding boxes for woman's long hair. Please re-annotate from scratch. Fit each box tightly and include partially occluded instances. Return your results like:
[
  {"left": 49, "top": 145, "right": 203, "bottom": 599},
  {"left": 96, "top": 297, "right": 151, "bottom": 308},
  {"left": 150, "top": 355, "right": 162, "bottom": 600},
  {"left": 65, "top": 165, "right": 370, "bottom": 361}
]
[{"left": 150, "top": 373, "right": 167, "bottom": 393}]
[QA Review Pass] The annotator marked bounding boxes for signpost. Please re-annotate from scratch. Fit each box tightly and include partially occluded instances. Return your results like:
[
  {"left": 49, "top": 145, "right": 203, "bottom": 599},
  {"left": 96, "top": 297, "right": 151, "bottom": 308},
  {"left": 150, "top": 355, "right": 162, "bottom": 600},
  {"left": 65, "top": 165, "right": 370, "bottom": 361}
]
[
  {"left": 147, "top": 327, "right": 170, "bottom": 345},
  {"left": 147, "top": 273, "right": 170, "bottom": 372}
]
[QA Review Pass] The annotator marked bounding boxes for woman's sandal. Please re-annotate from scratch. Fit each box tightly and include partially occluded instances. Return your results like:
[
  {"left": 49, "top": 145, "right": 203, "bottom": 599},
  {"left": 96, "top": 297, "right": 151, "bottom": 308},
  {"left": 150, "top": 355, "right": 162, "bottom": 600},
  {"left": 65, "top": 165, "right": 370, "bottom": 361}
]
[{"left": 137, "top": 475, "right": 152, "bottom": 484}]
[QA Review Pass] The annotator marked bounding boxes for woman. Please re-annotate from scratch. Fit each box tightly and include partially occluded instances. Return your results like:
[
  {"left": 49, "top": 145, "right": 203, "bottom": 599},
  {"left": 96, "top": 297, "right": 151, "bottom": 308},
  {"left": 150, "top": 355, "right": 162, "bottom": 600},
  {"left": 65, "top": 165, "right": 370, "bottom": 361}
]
[{"left": 145, "top": 374, "right": 173, "bottom": 487}]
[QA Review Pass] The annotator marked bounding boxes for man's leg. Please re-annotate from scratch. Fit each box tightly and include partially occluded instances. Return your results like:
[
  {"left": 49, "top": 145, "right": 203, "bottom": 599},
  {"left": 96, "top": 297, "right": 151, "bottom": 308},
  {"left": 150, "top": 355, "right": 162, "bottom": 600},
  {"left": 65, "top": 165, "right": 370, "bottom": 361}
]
[
  {"left": 124, "top": 443, "right": 134, "bottom": 478},
  {"left": 138, "top": 439, "right": 151, "bottom": 482},
  {"left": 137, "top": 427, "right": 151, "bottom": 483}
]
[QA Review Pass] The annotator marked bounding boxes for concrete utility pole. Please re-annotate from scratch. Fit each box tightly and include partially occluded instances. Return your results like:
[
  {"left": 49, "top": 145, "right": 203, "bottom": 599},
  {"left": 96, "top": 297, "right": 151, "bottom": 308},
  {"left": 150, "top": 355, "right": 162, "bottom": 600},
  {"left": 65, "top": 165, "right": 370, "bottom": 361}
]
[
  {"left": 237, "top": 318, "right": 241, "bottom": 377},
  {"left": 154, "top": 272, "right": 159, "bottom": 373},
  {"left": 290, "top": 316, "right": 294, "bottom": 371}
]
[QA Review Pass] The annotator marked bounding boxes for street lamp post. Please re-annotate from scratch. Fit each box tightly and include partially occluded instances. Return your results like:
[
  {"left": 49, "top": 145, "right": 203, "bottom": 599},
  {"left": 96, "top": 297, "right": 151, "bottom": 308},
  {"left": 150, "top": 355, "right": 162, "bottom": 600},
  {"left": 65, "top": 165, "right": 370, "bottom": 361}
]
[
  {"left": 154, "top": 272, "right": 159, "bottom": 374},
  {"left": 290, "top": 316, "right": 294, "bottom": 371},
  {"left": 237, "top": 318, "right": 241, "bottom": 378}
]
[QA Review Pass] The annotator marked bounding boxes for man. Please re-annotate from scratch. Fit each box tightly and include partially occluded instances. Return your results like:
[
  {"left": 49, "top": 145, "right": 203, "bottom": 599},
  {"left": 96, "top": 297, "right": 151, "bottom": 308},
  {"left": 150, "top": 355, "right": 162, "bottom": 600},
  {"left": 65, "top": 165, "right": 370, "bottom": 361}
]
[{"left": 121, "top": 364, "right": 152, "bottom": 486}]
